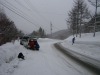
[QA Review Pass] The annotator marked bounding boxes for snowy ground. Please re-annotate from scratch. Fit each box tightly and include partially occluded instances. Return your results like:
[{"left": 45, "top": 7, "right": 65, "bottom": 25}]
[
  {"left": 0, "top": 32, "right": 100, "bottom": 75},
  {"left": 61, "top": 32, "right": 100, "bottom": 61}
]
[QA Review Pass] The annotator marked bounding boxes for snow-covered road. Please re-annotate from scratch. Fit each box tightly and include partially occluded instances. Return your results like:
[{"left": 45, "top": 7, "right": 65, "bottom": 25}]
[
  {"left": 11, "top": 38, "right": 94, "bottom": 75},
  {"left": 0, "top": 38, "right": 97, "bottom": 75}
]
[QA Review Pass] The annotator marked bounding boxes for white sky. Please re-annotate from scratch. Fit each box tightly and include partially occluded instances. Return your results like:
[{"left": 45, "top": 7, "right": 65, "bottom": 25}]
[{"left": 0, "top": 0, "right": 96, "bottom": 34}]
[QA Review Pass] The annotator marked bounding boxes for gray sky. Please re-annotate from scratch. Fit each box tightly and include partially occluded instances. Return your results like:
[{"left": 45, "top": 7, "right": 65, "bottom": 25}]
[{"left": 0, "top": 0, "right": 96, "bottom": 34}]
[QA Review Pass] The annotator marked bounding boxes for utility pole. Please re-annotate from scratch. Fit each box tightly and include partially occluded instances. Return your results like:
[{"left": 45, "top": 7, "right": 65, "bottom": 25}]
[
  {"left": 94, "top": 0, "right": 97, "bottom": 37},
  {"left": 50, "top": 22, "right": 52, "bottom": 38}
]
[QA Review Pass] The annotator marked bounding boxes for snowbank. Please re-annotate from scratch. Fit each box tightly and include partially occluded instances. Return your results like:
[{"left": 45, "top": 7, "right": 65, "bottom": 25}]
[
  {"left": 0, "top": 40, "right": 27, "bottom": 75},
  {"left": 65, "top": 32, "right": 100, "bottom": 43},
  {"left": 61, "top": 32, "right": 100, "bottom": 61},
  {"left": 0, "top": 41, "right": 18, "bottom": 65}
]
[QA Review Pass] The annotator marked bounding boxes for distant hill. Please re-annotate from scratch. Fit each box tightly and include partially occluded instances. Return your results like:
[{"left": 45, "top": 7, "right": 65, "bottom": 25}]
[{"left": 47, "top": 29, "right": 71, "bottom": 40}]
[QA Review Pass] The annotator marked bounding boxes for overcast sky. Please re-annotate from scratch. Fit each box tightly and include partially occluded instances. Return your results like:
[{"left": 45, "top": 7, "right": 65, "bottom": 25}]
[{"left": 0, "top": 0, "right": 96, "bottom": 34}]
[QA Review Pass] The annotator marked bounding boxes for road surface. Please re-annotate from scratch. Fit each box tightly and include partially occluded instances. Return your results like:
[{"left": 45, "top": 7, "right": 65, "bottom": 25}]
[{"left": 12, "top": 39, "right": 95, "bottom": 75}]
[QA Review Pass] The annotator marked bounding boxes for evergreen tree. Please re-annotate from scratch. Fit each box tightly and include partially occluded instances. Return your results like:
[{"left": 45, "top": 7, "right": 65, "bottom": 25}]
[
  {"left": 38, "top": 27, "right": 46, "bottom": 38},
  {"left": 31, "top": 27, "right": 46, "bottom": 38},
  {"left": 67, "top": 0, "right": 91, "bottom": 37}
]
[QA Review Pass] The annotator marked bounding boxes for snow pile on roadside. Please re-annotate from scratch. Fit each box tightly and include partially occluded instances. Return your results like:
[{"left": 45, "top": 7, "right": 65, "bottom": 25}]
[
  {"left": 66, "top": 32, "right": 100, "bottom": 43},
  {"left": 0, "top": 40, "right": 26, "bottom": 75},
  {"left": 61, "top": 32, "right": 100, "bottom": 61},
  {"left": 0, "top": 41, "right": 18, "bottom": 65}
]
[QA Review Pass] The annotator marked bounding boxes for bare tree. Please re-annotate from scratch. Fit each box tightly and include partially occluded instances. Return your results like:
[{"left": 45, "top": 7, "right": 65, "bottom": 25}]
[
  {"left": 88, "top": 0, "right": 100, "bottom": 37},
  {"left": 0, "top": 8, "right": 19, "bottom": 45}
]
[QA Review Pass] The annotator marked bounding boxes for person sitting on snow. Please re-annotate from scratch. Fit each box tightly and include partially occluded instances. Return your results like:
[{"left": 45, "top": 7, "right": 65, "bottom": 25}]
[{"left": 18, "top": 52, "right": 25, "bottom": 60}]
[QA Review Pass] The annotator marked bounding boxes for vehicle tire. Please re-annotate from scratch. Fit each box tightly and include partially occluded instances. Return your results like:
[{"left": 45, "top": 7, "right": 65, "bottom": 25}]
[
  {"left": 36, "top": 48, "right": 39, "bottom": 51},
  {"left": 20, "top": 42, "right": 23, "bottom": 45}
]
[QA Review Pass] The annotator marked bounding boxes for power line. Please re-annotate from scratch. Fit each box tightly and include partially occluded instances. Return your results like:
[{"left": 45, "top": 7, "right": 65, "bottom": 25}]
[
  {"left": 4, "top": 0, "right": 40, "bottom": 27},
  {"left": 14, "top": 0, "right": 49, "bottom": 32},
  {"left": 0, "top": 2, "right": 39, "bottom": 28},
  {"left": 14, "top": 0, "right": 62, "bottom": 33},
  {"left": 0, "top": 1, "right": 49, "bottom": 33},
  {"left": 1, "top": 0, "right": 65, "bottom": 33},
  {"left": 13, "top": 0, "right": 43, "bottom": 26},
  {"left": 14, "top": 0, "right": 31, "bottom": 11},
  {"left": 13, "top": 0, "right": 42, "bottom": 26},
  {"left": 23, "top": 0, "right": 50, "bottom": 32},
  {"left": 24, "top": 0, "right": 51, "bottom": 24},
  {"left": 19, "top": 0, "right": 67, "bottom": 32},
  {"left": 24, "top": 0, "right": 62, "bottom": 32}
]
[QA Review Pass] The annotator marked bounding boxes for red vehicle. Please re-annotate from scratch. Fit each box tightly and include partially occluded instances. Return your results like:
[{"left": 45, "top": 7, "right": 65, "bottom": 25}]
[{"left": 28, "top": 39, "right": 40, "bottom": 50}]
